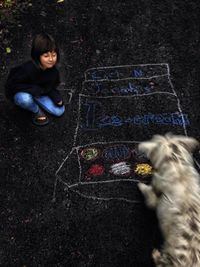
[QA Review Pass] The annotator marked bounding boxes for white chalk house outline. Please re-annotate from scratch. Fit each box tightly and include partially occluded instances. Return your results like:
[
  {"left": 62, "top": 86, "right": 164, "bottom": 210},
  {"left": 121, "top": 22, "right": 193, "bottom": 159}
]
[{"left": 53, "top": 63, "right": 194, "bottom": 203}]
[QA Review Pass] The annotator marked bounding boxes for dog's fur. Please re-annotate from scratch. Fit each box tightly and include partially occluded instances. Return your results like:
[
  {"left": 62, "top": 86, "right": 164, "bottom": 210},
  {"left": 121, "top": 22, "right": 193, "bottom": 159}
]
[{"left": 138, "top": 133, "right": 200, "bottom": 267}]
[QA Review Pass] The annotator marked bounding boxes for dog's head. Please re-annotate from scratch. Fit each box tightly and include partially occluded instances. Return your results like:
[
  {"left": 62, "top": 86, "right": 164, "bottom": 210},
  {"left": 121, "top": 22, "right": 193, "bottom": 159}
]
[{"left": 138, "top": 134, "right": 199, "bottom": 169}]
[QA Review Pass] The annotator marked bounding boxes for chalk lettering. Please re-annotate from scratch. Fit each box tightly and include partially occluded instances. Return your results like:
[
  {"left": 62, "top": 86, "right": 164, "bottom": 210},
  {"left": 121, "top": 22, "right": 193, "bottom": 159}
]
[
  {"left": 108, "top": 70, "right": 120, "bottom": 79},
  {"left": 172, "top": 114, "right": 190, "bottom": 125},
  {"left": 154, "top": 114, "right": 164, "bottom": 124},
  {"left": 84, "top": 113, "right": 190, "bottom": 129},
  {"left": 132, "top": 69, "right": 143, "bottom": 78},
  {"left": 103, "top": 145, "right": 131, "bottom": 162},
  {"left": 90, "top": 68, "right": 144, "bottom": 80},
  {"left": 143, "top": 86, "right": 151, "bottom": 93},
  {"left": 98, "top": 115, "right": 123, "bottom": 128},
  {"left": 85, "top": 64, "right": 169, "bottom": 81},
  {"left": 115, "top": 83, "right": 139, "bottom": 94},
  {"left": 82, "top": 100, "right": 101, "bottom": 129},
  {"left": 144, "top": 114, "right": 155, "bottom": 124},
  {"left": 133, "top": 115, "right": 143, "bottom": 124},
  {"left": 91, "top": 70, "right": 105, "bottom": 81},
  {"left": 94, "top": 82, "right": 103, "bottom": 93},
  {"left": 94, "top": 82, "right": 151, "bottom": 95}
]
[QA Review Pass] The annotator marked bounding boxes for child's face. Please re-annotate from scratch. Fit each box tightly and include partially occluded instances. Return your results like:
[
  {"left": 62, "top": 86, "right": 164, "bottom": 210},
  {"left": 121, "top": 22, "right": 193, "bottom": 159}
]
[{"left": 39, "top": 51, "right": 57, "bottom": 70}]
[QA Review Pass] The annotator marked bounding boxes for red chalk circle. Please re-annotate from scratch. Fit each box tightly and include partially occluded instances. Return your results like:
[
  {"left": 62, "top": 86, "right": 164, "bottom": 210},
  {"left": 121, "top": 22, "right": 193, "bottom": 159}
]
[{"left": 86, "top": 164, "right": 105, "bottom": 177}]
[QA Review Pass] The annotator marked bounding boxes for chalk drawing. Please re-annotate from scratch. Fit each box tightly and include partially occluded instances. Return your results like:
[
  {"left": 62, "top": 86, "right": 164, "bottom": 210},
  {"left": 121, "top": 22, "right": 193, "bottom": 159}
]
[
  {"left": 86, "top": 164, "right": 105, "bottom": 178},
  {"left": 109, "top": 162, "right": 132, "bottom": 176},
  {"left": 82, "top": 111, "right": 190, "bottom": 129},
  {"left": 80, "top": 147, "right": 100, "bottom": 161},
  {"left": 102, "top": 144, "right": 131, "bottom": 162},
  {"left": 84, "top": 63, "right": 169, "bottom": 81},
  {"left": 54, "top": 63, "right": 194, "bottom": 203},
  {"left": 134, "top": 163, "right": 153, "bottom": 176},
  {"left": 76, "top": 94, "right": 189, "bottom": 144},
  {"left": 82, "top": 75, "right": 173, "bottom": 96}
]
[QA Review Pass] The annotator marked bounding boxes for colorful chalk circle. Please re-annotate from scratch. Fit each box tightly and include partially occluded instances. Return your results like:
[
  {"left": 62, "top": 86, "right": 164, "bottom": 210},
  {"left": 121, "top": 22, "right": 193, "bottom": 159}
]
[
  {"left": 134, "top": 163, "right": 153, "bottom": 176},
  {"left": 86, "top": 164, "right": 105, "bottom": 177},
  {"left": 80, "top": 147, "right": 100, "bottom": 161},
  {"left": 109, "top": 161, "right": 131, "bottom": 176}
]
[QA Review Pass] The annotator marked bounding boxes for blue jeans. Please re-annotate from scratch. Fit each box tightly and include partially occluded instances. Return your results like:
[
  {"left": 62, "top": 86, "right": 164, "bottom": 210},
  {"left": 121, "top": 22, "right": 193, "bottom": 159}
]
[{"left": 13, "top": 92, "right": 65, "bottom": 117}]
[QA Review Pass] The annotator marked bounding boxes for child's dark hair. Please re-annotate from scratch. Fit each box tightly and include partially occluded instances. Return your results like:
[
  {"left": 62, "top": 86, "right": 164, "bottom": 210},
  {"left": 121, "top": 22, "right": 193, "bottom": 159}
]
[{"left": 31, "top": 33, "right": 60, "bottom": 64}]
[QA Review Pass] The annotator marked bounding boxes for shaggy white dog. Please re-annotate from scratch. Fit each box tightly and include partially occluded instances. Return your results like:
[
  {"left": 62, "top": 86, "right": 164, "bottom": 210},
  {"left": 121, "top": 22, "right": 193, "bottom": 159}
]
[{"left": 138, "top": 134, "right": 200, "bottom": 267}]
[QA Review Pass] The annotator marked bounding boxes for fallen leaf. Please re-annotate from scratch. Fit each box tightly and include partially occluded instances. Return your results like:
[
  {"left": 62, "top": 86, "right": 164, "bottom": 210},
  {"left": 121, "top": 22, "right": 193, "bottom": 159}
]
[{"left": 6, "top": 47, "right": 11, "bottom": 53}]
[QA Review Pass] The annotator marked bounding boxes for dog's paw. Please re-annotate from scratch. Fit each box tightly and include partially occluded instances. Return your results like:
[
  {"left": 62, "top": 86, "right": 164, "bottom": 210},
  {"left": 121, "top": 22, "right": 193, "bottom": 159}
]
[
  {"left": 152, "top": 249, "right": 161, "bottom": 262},
  {"left": 138, "top": 182, "right": 148, "bottom": 193}
]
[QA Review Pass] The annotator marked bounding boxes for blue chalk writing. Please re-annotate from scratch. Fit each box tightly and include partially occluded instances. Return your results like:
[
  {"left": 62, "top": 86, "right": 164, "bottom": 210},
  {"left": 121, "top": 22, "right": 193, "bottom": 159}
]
[
  {"left": 132, "top": 69, "right": 143, "bottom": 78},
  {"left": 97, "top": 113, "right": 190, "bottom": 128},
  {"left": 91, "top": 70, "right": 104, "bottom": 81},
  {"left": 94, "top": 82, "right": 103, "bottom": 93},
  {"left": 102, "top": 145, "right": 131, "bottom": 161},
  {"left": 108, "top": 70, "right": 120, "bottom": 79},
  {"left": 81, "top": 113, "right": 190, "bottom": 129},
  {"left": 90, "top": 68, "right": 144, "bottom": 81},
  {"left": 143, "top": 86, "right": 151, "bottom": 93},
  {"left": 111, "top": 82, "right": 139, "bottom": 94},
  {"left": 98, "top": 115, "right": 123, "bottom": 127},
  {"left": 82, "top": 100, "right": 101, "bottom": 128},
  {"left": 93, "top": 82, "right": 151, "bottom": 95},
  {"left": 91, "top": 69, "right": 120, "bottom": 80}
]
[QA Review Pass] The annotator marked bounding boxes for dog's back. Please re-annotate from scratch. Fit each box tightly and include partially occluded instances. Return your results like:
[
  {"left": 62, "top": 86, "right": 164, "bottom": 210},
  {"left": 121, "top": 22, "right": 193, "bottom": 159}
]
[{"left": 138, "top": 134, "right": 200, "bottom": 267}]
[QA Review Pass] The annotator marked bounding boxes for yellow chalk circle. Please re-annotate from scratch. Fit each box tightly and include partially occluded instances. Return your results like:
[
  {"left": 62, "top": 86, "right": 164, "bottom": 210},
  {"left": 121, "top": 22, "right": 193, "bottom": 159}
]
[{"left": 134, "top": 163, "right": 152, "bottom": 176}]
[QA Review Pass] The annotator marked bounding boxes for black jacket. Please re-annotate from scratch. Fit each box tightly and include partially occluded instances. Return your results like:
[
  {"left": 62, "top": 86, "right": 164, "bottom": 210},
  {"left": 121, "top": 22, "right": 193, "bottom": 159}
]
[{"left": 5, "top": 60, "right": 63, "bottom": 104}]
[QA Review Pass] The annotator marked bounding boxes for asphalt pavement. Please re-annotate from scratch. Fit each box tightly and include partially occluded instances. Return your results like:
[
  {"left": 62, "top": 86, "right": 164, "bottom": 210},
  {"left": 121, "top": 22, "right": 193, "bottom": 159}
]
[{"left": 0, "top": 1, "right": 200, "bottom": 266}]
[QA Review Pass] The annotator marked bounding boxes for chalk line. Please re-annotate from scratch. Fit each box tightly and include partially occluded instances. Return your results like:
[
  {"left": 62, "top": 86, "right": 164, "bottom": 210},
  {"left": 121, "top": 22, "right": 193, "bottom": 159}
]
[
  {"left": 167, "top": 75, "right": 188, "bottom": 136},
  {"left": 73, "top": 94, "right": 82, "bottom": 147},
  {"left": 66, "top": 189, "right": 142, "bottom": 204},
  {"left": 55, "top": 147, "right": 76, "bottom": 176},
  {"left": 68, "top": 179, "right": 141, "bottom": 188},
  {"left": 84, "top": 63, "right": 169, "bottom": 81},
  {"left": 85, "top": 62, "right": 169, "bottom": 72},
  {"left": 84, "top": 74, "right": 169, "bottom": 82},
  {"left": 79, "top": 91, "right": 176, "bottom": 99}
]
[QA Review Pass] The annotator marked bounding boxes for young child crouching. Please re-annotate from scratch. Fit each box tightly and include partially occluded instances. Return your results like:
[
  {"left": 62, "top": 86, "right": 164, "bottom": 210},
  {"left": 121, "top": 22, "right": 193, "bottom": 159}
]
[{"left": 5, "top": 33, "right": 65, "bottom": 126}]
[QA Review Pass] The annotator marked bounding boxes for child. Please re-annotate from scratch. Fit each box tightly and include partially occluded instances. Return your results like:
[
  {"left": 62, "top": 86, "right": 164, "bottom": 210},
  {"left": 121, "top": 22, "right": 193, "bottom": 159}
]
[{"left": 5, "top": 33, "right": 65, "bottom": 126}]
